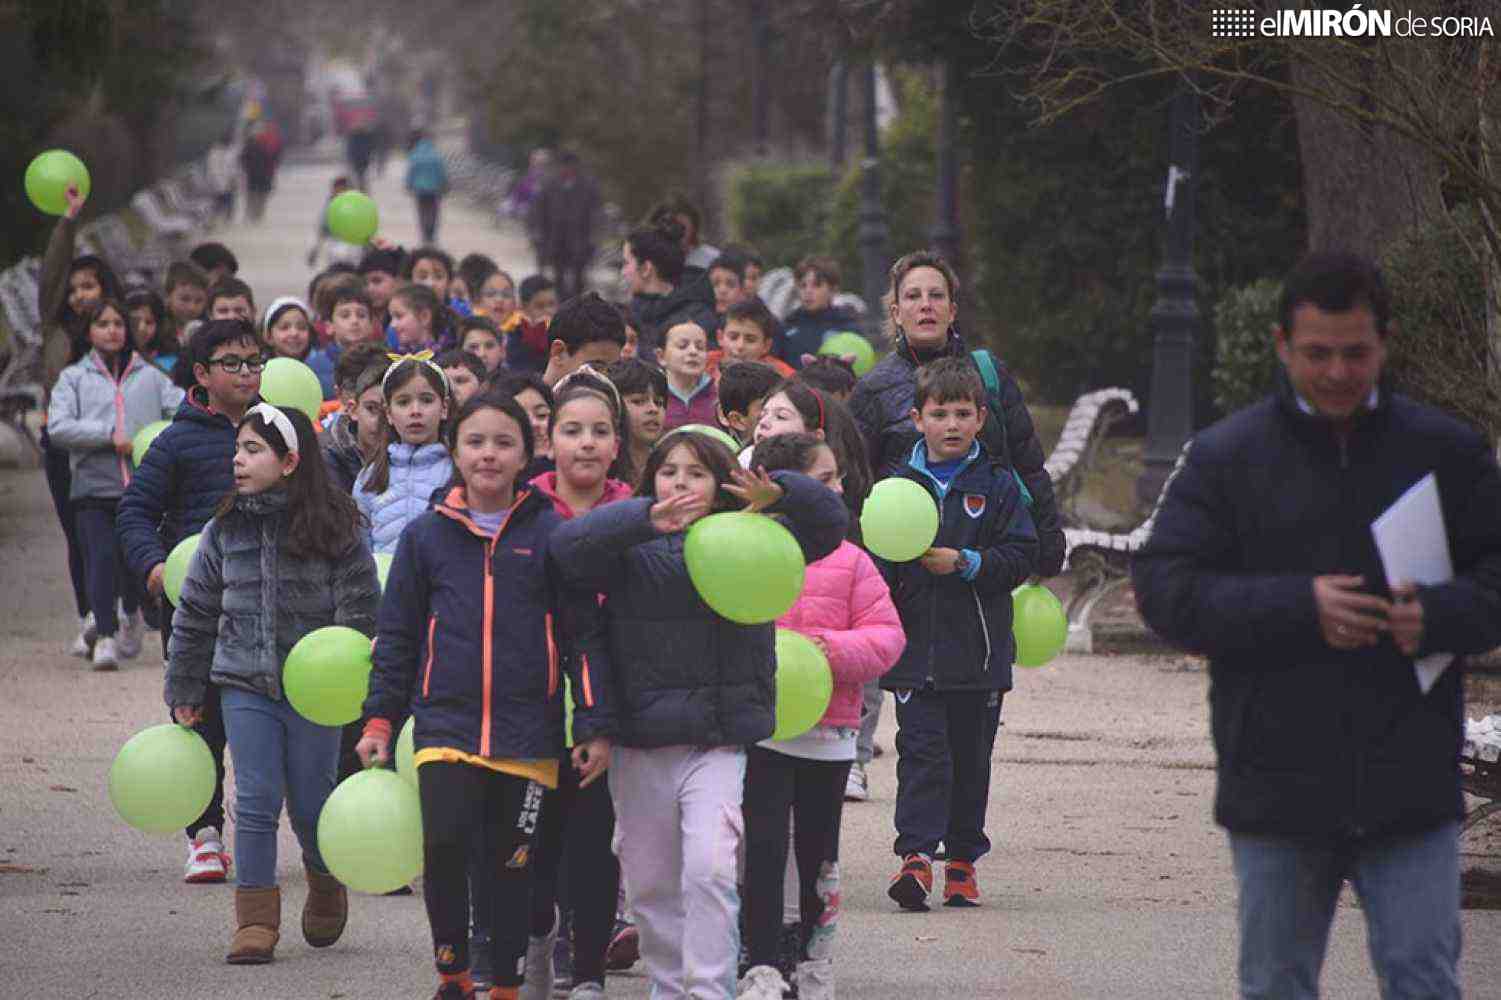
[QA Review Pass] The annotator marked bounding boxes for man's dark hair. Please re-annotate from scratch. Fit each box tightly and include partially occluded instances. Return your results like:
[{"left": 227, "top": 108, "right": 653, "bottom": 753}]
[
  {"left": 190, "top": 318, "right": 261, "bottom": 371},
  {"left": 725, "top": 298, "right": 779, "bottom": 340},
  {"left": 606, "top": 357, "right": 668, "bottom": 403},
  {"left": 718, "top": 361, "right": 783, "bottom": 417},
  {"left": 435, "top": 348, "right": 487, "bottom": 383},
  {"left": 189, "top": 242, "right": 239, "bottom": 276},
  {"left": 493, "top": 371, "right": 556, "bottom": 410},
  {"left": 915, "top": 357, "right": 986, "bottom": 411},
  {"left": 797, "top": 356, "right": 857, "bottom": 397},
  {"left": 334, "top": 341, "right": 390, "bottom": 392},
  {"left": 358, "top": 246, "right": 404, "bottom": 277},
  {"left": 723, "top": 242, "right": 763, "bottom": 269},
  {"left": 1278, "top": 252, "right": 1391, "bottom": 337},
  {"left": 647, "top": 195, "right": 702, "bottom": 237},
  {"left": 519, "top": 274, "right": 555, "bottom": 305},
  {"left": 207, "top": 277, "right": 256, "bottom": 313},
  {"left": 401, "top": 246, "right": 454, "bottom": 282},
  {"left": 626, "top": 221, "right": 687, "bottom": 286},
  {"left": 549, "top": 291, "right": 627, "bottom": 352}
]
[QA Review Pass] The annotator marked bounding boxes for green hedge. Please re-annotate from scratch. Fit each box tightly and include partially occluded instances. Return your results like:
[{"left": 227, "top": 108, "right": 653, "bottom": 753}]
[{"left": 725, "top": 162, "right": 834, "bottom": 271}]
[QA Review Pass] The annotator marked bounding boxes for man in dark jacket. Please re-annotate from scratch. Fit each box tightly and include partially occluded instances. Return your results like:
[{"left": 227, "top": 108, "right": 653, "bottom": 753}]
[
  {"left": 116, "top": 319, "right": 263, "bottom": 885},
  {"left": 1132, "top": 253, "right": 1501, "bottom": 999}
]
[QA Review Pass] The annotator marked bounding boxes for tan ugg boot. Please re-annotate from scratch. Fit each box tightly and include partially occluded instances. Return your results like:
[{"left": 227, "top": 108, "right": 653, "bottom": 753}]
[
  {"left": 302, "top": 867, "right": 348, "bottom": 948},
  {"left": 226, "top": 886, "right": 281, "bottom": 964}
]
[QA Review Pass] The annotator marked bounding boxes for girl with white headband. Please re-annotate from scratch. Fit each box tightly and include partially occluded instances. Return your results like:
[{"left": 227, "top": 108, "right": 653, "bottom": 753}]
[
  {"left": 353, "top": 353, "right": 455, "bottom": 554},
  {"left": 166, "top": 402, "right": 380, "bottom": 966}
]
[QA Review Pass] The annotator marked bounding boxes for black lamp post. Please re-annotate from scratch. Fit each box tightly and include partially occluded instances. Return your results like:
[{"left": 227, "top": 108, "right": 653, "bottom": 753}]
[
  {"left": 859, "top": 64, "right": 891, "bottom": 341},
  {"left": 930, "top": 59, "right": 962, "bottom": 269},
  {"left": 829, "top": 59, "right": 848, "bottom": 169},
  {"left": 1138, "top": 80, "right": 1202, "bottom": 506},
  {"left": 751, "top": 0, "right": 770, "bottom": 156}
]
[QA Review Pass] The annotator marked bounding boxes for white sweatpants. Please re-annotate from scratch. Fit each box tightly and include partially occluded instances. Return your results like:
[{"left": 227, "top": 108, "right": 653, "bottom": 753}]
[{"left": 610, "top": 745, "right": 747, "bottom": 1000}]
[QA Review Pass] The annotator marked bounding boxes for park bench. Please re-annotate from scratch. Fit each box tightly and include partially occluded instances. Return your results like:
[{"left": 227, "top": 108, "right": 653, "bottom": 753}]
[
  {"left": 130, "top": 188, "right": 195, "bottom": 243},
  {"left": 0, "top": 260, "right": 44, "bottom": 455},
  {"left": 1463, "top": 715, "right": 1501, "bottom": 832}
]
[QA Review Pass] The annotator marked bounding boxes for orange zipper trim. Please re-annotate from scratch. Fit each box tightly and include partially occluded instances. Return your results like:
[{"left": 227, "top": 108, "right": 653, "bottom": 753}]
[
  {"left": 422, "top": 614, "right": 437, "bottom": 697},
  {"left": 579, "top": 653, "right": 594, "bottom": 707},
  {"left": 545, "top": 613, "right": 559, "bottom": 697}
]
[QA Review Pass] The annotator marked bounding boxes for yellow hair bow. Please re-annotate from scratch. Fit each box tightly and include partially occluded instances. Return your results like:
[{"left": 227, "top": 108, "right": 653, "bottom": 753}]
[{"left": 381, "top": 350, "right": 451, "bottom": 396}]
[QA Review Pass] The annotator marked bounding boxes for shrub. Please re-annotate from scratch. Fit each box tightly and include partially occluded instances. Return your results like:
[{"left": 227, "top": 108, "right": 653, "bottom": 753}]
[
  {"left": 724, "top": 162, "right": 834, "bottom": 270},
  {"left": 1211, "top": 278, "right": 1281, "bottom": 414}
]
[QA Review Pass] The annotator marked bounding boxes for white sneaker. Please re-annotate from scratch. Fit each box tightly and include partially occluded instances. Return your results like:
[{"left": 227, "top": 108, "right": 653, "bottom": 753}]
[
  {"left": 69, "top": 612, "right": 96, "bottom": 657},
  {"left": 844, "top": 762, "right": 869, "bottom": 802},
  {"left": 184, "top": 827, "right": 229, "bottom": 883},
  {"left": 91, "top": 636, "right": 118, "bottom": 671},
  {"left": 117, "top": 608, "right": 143, "bottom": 659},
  {"left": 568, "top": 983, "right": 606, "bottom": 998},
  {"left": 518, "top": 909, "right": 558, "bottom": 1000},
  {"left": 737, "top": 964, "right": 790, "bottom": 1000},
  {"left": 795, "top": 958, "right": 835, "bottom": 1000}
]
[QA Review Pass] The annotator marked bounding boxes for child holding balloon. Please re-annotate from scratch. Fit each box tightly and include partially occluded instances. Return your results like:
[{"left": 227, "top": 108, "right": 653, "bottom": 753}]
[
  {"left": 875, "top": 358, "right": 1039, "bottom": 913},
  {"left": 166, "top": 404, "right": 380, "bottom": 965},
  {"left": 737, "top": 432, "right": 904, "bottom": 1000},
  {"left": 549, "top": 429, "right": 847, "bottom": 1000},
  {"left": 355, "top": 390, "right": 615, "bottom": 1000},
  {"left": 353, "top": 354, "right": 454, "bottom": 554},
  {"left": 48, "top": 297, "right": 183, "bottom": 668}
]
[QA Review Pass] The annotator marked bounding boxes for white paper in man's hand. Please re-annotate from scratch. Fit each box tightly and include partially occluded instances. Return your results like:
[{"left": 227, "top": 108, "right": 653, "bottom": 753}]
[{"left": 1370, "top": 473, "right": 1454, "bottom": 693}]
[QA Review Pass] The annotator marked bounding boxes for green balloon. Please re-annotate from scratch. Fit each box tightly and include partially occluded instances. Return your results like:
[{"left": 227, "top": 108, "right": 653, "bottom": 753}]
[
  {"left": 326, "top": 191, "right": 379, "bottom": 245},
  {"left": 317, "top": 768, "right": 423, "bottom": 894},
  {"left": 860, "top": 478, "right": 939, "bottom": 562},
  {"left": 684, "top": 512, "right": 806, "bottom": 624},
  {"left": 162, "top": 533, "right": 201, "bottom": 606},
  {"left": 1012, "top": 583, "right": 1067, "bottom": 668},
  {"left": 674, "top": 424, "right": 740, "bottom": 453},
  {"left": 131, "top": 420, "right": 171, "bottom": 467},
  {"left": 395, "top": 716, "right": 416, "bottom": 786},
  {"left": 374, "top": 552, "right": 393, "bottom": 592},
  {"left": 25, "top": 149, "right": 91, "bottom": 216},
  {"left": 818, "top": 331, "right": 877, "bottom": 377},
  {"left": 109, "top": 724, "right": 216, "bottom": 834},
  {"left": 284, "top": 626, "right": 373, "bottom": 727},
  {"left": 259, "top": 358, "right": 324, "bottom": 422},
  {"left": 772, "top": 629, "right": 833, "bottom": 740}
]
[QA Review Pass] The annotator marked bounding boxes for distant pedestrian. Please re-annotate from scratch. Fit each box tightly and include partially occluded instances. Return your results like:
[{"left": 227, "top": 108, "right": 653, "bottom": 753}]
[
  {"left": 405, "top": 129, "right": 449, "bottom": 244},
  {"left": 536, "top": 151, "right": 600, "bottom": 301}
]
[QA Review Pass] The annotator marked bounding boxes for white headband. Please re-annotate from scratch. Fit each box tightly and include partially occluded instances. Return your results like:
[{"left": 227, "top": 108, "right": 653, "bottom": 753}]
[{"left": 247, "top": 402, "right": 299, "bottom": 454}]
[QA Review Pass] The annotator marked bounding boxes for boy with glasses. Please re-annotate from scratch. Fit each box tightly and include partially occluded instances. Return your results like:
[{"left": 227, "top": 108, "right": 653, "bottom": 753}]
[{"left": 117, "top": 319, "right": 266, "bottom": 887}]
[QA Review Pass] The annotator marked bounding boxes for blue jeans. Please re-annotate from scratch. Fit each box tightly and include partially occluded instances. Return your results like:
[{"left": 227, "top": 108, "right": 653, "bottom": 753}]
[
  {"left": 220, "top": 686, "right": 341, "bottom": 888},
  {"left": 1230, "top": 823, "right": 1461, "bottom": 1000}
]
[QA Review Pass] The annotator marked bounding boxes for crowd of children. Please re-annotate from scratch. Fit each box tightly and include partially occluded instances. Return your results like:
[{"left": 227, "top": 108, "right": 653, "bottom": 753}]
[{"left": 36, "top": 179, "right": 1065, "bottom": 1000}]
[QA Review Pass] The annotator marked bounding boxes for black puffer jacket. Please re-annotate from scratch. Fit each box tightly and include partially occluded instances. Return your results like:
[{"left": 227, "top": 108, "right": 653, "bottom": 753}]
[
  {"left": 166, "top": 488, "right": 381, "bottom": 708},
  {"left": 630, "top": 275, "right": 718, "bottom": 358},
  {"left": 848, "top": 331, "right": 1065, "bottom": 576},
  {"left": 1132, "top": 378, "right": 1501, "bottom": 841},
  {"left": 549, "top": 472, "right": 848, "bottom": 748}
]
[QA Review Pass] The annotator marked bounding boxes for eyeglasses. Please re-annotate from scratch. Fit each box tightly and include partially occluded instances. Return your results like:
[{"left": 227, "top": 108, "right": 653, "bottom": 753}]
[{"left": 207, "top": 355, "right": 267, "bottom": 373}]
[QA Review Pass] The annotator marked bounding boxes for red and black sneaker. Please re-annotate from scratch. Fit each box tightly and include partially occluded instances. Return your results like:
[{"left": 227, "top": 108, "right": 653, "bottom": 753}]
[
  {"left": 887, "top": 853, "right": 933, "bottom": 911},
  {"left": 943, "top": 860, "right": 980, "bottom": 907}
]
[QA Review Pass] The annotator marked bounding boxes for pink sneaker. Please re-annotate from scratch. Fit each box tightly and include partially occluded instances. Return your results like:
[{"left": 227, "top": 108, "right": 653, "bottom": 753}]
[{"left": 184, "top": 828, "right": 230, "bottom": 884}]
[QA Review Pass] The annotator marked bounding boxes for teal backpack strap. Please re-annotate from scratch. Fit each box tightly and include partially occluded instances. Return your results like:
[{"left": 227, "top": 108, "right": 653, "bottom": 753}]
[{"left": 970, "top": 348, "right": 1033, "bottom": 509}]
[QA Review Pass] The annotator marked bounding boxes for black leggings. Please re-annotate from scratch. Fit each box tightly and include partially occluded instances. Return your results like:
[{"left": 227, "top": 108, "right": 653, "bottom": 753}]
[
  {"left": 742, "top": 746, "right": 851, "bottom": 968},
  {"left": 42, "top": 435, "right": 88, "bottom": 618},
  {"left": 530, "top": 760, "right": 621, "bottom": 986},
  {"left": 420, "top": 762, "right": 544, "bottom": 986}
]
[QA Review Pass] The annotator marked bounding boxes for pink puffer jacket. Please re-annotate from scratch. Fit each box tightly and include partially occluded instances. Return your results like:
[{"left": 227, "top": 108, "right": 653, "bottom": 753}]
[{"left": 778, "top": 539, "right": 905, "bottom": 728}]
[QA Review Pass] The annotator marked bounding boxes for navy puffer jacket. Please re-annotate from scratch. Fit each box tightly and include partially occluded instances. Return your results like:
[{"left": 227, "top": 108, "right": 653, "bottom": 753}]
[
  {"left": 1132, "top": 378, "right": 1501, "bottom": 841},
  {"left": 848, "top": 331, "right": 1065, "bottom": 576},
  {"left": 549, "top": 472, "right": 848, "bottom": 749},
  {"left": 116, "top": 388, "right": 241, "bottom": 584}
]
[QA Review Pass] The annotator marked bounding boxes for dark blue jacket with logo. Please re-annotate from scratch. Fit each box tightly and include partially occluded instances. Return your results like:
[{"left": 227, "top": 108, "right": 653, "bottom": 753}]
[
  {"left": 876, "top": 440, "right": 1039, "bottom": 693},
  {"left": 364, "top": 486, "right": 614, "bottom": 760},
  {"left": 116, "top": 387, "right": 242, "bottom": 585},
  {"left": 1132, "top": 379, "right": 1501, "bottom": 841}
]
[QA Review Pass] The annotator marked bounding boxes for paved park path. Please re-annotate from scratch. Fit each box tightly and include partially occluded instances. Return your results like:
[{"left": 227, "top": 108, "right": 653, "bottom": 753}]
[{"left": 1, "top": 144, "right": 1498, "bottom": 999}]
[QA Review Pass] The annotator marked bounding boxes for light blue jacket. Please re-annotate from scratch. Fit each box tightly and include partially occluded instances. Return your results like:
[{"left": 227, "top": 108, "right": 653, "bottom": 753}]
[
  {"left": 404, "top": 139, "right": 448, "bottom": 196},
  {"left": 353, "top": 442, "right": 453, "bottom": 554},
  {"left": 47, "top": 349, "right": 184, "bottom": 500}
]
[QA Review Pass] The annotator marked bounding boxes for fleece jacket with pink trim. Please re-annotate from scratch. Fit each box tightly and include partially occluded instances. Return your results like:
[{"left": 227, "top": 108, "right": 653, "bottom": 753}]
[{"left": 777, "top": 539, "right": 905, "bottom": 728}]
